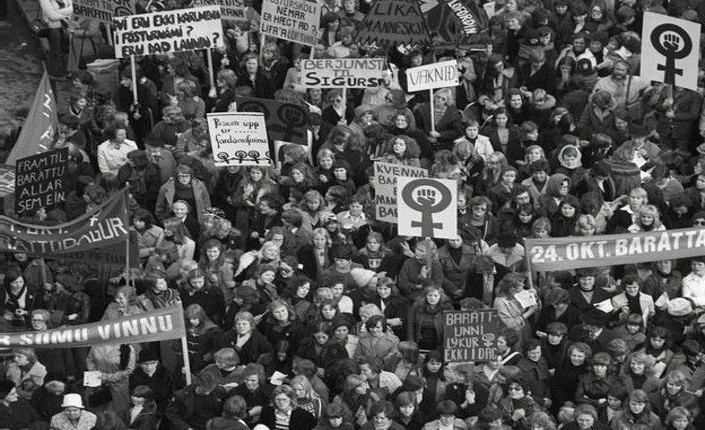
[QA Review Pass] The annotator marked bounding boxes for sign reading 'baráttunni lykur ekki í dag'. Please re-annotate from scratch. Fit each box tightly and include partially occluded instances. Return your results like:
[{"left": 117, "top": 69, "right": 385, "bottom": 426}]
[
  {"left": 112, "top": 6, "right": 223, "bottom": 58},
  {"left": 444, "top": 309, "right": 506, "bottom": 363}
]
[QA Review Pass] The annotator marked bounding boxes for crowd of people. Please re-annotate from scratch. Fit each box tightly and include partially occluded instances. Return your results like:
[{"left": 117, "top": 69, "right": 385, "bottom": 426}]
[{"left": 2, "top": 0, "right": 705, "bottom": 428}]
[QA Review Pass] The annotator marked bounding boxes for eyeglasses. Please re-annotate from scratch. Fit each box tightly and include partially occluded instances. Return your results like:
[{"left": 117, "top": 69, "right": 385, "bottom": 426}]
[
  {"left": 31, "top": 319, "right": 46, "bottom": 323},
  {"left": 508, "top": 386, "right": 523, "bottom": 391},
  {"left": 695, "top": 220, "right": 705, "bottom": 225}
]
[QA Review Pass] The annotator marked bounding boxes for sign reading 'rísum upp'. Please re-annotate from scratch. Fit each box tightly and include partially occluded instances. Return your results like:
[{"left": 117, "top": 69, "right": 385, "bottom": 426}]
[
  {"left": 206, "top": 112, "right": 270, "bottom": 167},
  {"left": 113, "top": 7, "right": 223, "bottom": 58}
]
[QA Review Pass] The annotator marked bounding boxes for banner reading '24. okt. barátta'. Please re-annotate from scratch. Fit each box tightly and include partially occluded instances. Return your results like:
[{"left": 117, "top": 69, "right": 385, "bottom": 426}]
[{"left": 525, "top": 227, "right": 705, "bottom": 271}]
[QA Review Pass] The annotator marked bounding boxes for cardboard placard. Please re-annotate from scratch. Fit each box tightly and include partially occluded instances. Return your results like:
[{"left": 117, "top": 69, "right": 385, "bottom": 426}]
[
  {"left": 356, "top": 0, "right": 431, "bottom": 49},
  {"left": 15, "top": 148, "right": 69, "bottom": 215},
  {"left": 405, "top": 60, "right": 459, "bottom": 92},
  {"left": 72, "top": 0, "right": 135, "bottom": 25},
  {"left": 112, "top": 6, "right": 224, "bottom": 58},
  {"left": 301, "top": 58, "right": 387, "bottom": 88},
  {"left": 237, "top": 97, "right": 309, "bottom": 145},
  {"left": 397, "top": 177, "right": 457, "bottom": 239},
  {"left": 260, "top": 0, "right": 320, "bottom": 46},
  {"left": 640, "top": 12, "right": 701, "bottom": 91},
  {"left": 444, "top": 309, "right": 506, "bottom": 363},
  {"left": 206, "top": 112, "right": 271, "bottom": 167},
  {"left": 193, "top": 0, "right": 246, "bottom": 22},
  {"left": 374, "top": 162, "right": 427, "bottom": 223}
]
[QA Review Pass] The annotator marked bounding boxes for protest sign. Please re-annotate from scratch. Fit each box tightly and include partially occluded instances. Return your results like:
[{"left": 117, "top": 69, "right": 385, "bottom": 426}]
[
  {"left": 406, "top": 60, "right": 459, "bottom": 92},
  {"left": 237, "top": 97, "right": 308, "bottom": 145},
  {"left": 15, "top": 148, "right": 69, "bottom": 216},
  {"left": 374, "top": 162, "right": 427, "bottom": 223},
  {"left": 0, "top": 305, "right": 185, "bottom": 348},
  {"left": 444, "top": 309, "right": 506, "bottom": 363},
  {"left": 260, "top": 0, "right": 320, "bottom": 46},
  {"left": 641, "top": 12, "right": 701, "bottom": 91},
  {"left": 301, "top": 58, "right": 387, "bottom": 88},
  {"left": 206, "top": 112, "right": 271, "bottom": 167},
  {"left": 113, "top": 6, "right": 223, "bottom": 58},
  {"left": 73, "top": 0, "right": 135, "bottom": 25},
  {"left": 193, "top": 0, "right": 246, "bottom": 22},
  {"left": 0, "top": 189, "right": 128, "bottom": 258},
  {"left": 356, "top": 0, "right": 431, "bottom": 49},
  {"left": 397, "top": 177, "right": 457, "bottom": 239},
  {"left": 525, "top": 227, "right": 705, "bottom": 271}
]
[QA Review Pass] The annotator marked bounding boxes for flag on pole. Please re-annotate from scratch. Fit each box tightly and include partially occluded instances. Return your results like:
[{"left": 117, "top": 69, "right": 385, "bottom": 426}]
[{"left": 0, "top": 70, "right": 58, "bottom": 197}]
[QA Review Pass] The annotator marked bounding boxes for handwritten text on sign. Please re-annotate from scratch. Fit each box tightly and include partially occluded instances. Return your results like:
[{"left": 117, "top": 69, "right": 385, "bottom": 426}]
[
  {"left": 113, "top": 7, "right": 223, "bottom": 58},
  {"left": 301, "top": 58, "right": 387, "bottom": 88},
  {"left": 356, "top": 0, "right": 431, "bottom": 49},
  {"left": 15, "top": 148, "right": 69, "bottom": 215},
  {"left": 526, "top": 227, "right": 705, "bottom": 271},
  {"left": 72, "top": 0, "right": 135, "bottom": 25},
  {"left": 444, "top": 309, "right": 506, "bottom": 363},
  {"left": 207, "top": 112, "right": 271, "bottom": 167},
  {"left": 260, "top": 0, "right": 319, "bottom": 46},
  {"left": 406, "top": 60, "right": 459, "bottom": 92},
  {"left": 374, "top": 162, "right": 427, "bottom": 223},
  {"left": 193, "top": 0, "right": 246, "bottom": 22}
]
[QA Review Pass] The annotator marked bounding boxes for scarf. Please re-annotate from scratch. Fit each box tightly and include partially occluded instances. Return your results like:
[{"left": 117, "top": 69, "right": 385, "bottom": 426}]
[
  {"left": 626, "top": 293, "right": 642, "bottom": 315},
  {"left": 145, "top": 288, "right": 179, "bottom": 309},
  {"left": 341, "top": 391, "right": 370, "bottom": 415},
  {"left": 4, "top": 285, "right": 27, "bottom": 313}
]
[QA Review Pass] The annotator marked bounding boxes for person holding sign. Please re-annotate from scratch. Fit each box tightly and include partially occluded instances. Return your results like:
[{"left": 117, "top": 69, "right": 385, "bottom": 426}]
[
  {"left": 494, "top": 273, "right": 538, "bottom": 346},
  {"left": 413, "top": 88, "right": 463, "bottom": 151}
]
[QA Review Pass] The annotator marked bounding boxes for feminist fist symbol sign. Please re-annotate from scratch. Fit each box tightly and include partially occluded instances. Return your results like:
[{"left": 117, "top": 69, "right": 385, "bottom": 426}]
[
  {"left": 401, "top": 179, "right": 452, "bottom": 237},
  {"left": 651, "top": 23, "right": 692, "bottom": 85}
]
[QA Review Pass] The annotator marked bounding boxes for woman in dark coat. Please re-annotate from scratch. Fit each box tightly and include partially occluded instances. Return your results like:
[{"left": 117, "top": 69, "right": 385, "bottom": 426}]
[
  {"left": 236, "top": 54, "right": 274, "bottom": 99},
  {"left": 217, "top": 311, "right": 273, "bottom": 365},
  {"left": 413, "top": 88, "right": 464, "bottom": 151},
  {"left": 117, "top": 149, "right": 162, "bottom": 213},
  {"left": 258, "top": 385, "right": 317, "bottom": 430}
]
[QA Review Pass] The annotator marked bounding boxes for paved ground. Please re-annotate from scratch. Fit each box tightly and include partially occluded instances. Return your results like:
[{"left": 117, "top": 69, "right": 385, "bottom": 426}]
[{"left": 0, "top": 0, "right": 43, "bottom": 139}]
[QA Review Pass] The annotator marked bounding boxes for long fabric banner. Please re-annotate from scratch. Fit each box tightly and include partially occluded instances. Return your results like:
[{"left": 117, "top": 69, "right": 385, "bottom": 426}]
[
  {"left": 0, "top": 305, "right": 186, "bottom": 348},
  {"left": 524, "top": 227, "right": 705, "bottom": 271},
  {"left": 0, "top": 189, "right": 129, "bottom": 258}
]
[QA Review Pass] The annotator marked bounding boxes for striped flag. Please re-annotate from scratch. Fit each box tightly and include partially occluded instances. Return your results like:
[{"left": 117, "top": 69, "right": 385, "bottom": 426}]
[{"left": 0, "top": 70, "right": 58, "bottom": 197}]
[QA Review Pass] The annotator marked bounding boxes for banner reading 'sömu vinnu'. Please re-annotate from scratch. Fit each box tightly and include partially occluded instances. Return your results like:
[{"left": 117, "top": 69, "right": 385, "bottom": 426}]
[
  {"left": 525, "top": 227, "right": 705, "bottom": 271},
  {"left": 0, "top": 305, "right": 185, "bottom": 348}
]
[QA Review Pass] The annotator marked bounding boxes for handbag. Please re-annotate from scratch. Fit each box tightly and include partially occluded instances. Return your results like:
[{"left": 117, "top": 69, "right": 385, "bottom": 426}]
[
  {"left": 88, "top": 385, "right": 112, "bottom": 407},
  {"left": 31, "top": 17, "right": 49, "bottom": 37}
]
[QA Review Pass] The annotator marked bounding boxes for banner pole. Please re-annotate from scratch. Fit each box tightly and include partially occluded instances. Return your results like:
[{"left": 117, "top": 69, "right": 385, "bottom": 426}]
[
  {"left": 260, "top": 33, "right": 265, "bottom": 61},
  {"left": 429, "top": 89, "right": 436, "bottom": 133},
  {"left": 181, "top": 334, "right": 193, "bottom": 385},
  {"left": 130, "top": 55, "right": 138, "bottom": 102},
  {"left": 39, "top": 258, "right": 47, "bottom": 288},
  {"left": 206, "top": 48, "right": 215, "bottom": 90},
  {"left": 342, "top": 87, "right": 347, "bottom": 120},
  {"left": 106, "top": 25, "right": 113, "bottom": 47},
  {"left": 425, "top": 238, "right": 433, "bottom": 278},
  {"left": 309, "top": 47, "right": 315, "bottom": 59},
  {"left": 125, "top": 232, "right": 130, "bottom": 286}
]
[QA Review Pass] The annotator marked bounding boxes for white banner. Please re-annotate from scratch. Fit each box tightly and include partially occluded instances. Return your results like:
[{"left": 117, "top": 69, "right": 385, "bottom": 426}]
[
  {"left": 207, "top": 112, "right": 271, "bottom": 167},
  {"left": 301, "top": 58, "right": 387, "bottom": 88},
  {"left": 260, "top": 0, "right": 320, "bottom": 46},
  {"left": 193, "top": 0, "right": 247, "bottom": 22},
  {"left": 397, "top": 177, "right": 457, "bottom": 239},
  {"left": 113, "top": 6, "right": 223, "bottom": 58},
  {"left": 641, "top": 12, "right": 701, "bottom": 91},
  {"left": 405, "top": 60, "right": 459, "bottom": 92}
]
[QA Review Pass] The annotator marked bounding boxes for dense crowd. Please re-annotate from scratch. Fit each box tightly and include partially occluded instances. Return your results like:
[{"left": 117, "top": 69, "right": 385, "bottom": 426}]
[{"left": 1, "top": 0, "right": 705, "bottom": 429}]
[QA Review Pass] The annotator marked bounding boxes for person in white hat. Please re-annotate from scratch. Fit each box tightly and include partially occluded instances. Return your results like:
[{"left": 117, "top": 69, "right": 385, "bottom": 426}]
[{"left": 50, "top": 393, "right": 97, "bottom": 430}]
